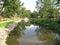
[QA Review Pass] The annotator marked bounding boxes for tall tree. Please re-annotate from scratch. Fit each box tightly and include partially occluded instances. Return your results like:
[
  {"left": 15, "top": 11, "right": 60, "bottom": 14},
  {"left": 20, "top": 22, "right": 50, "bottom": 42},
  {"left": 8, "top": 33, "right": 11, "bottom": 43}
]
[
  {"left": 2, "top": 0, "right": 23, "bottom": 17},
  {"left": 36, "top": 0, "right": 57, "bottom": 18}
]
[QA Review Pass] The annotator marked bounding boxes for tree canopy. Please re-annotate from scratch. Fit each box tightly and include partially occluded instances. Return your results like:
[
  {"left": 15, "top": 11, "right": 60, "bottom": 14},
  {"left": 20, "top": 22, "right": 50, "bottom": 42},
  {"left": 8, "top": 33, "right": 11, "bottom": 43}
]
[
  {"left": 0, "top": 0, "right": 24, "bottom": 17},
  {"left": 36, "top": 0, "right": 58, "bottom": 18},
  {"left": 20, "top": 7, "right": 31, "bottom": 18}
]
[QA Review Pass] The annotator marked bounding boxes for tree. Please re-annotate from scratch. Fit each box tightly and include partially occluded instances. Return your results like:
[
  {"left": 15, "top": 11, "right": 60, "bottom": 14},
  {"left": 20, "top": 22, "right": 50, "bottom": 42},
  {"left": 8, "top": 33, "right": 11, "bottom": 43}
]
[
  {"left": 20, "top": 7, "right": 31, "bottom": 18},
  {"left": 0, "top": 0, "right": 4, "bottom": 15},
  {"left": 2, "top": 0, "right": 23, "bottom": 17},
  {"left": 31, "top": 11, "right": 38, "bottom": 18},
  {"left": 36, "top": 0, "right": 57, "bottom": 18}
]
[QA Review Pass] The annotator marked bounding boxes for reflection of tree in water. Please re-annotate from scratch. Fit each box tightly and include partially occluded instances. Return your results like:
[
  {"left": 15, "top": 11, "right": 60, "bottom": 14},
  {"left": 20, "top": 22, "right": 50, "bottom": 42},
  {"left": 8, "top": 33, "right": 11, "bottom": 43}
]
[
  {"left": 36, "top": 27, "right": 56, "bottom": 45},
  {"left": 6, "top": 36, "right": 19, "bottom": 45},
  {"left": 6, "top": 20, "right": 30, "bottom": 45}
]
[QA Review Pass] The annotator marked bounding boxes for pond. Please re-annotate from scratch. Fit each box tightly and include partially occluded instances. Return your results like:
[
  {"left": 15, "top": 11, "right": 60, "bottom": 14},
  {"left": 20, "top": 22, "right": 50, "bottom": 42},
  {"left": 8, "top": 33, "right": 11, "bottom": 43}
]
[{"left": 6, "top": 24, "right": 60, "bottom": 45}]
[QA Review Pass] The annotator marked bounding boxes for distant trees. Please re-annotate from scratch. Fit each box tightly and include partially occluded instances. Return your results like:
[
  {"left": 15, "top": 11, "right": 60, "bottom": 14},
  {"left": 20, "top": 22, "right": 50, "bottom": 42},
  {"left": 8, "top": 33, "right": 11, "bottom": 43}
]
[
  {"left": 31, "top": 11, "right": 38, "bottom": 18},
  {"left": 21, "top": 8, "right": 31, "bottom": 18}
]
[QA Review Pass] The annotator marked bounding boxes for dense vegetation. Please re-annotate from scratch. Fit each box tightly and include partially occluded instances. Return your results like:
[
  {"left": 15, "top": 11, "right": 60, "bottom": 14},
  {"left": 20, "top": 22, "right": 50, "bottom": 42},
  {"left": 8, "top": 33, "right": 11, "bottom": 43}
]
[
  {"left": 2, "top": 0, "right": 60, "bottom": 45},
  {"left": 31, "top": 18, "right": 60, "bottom": 34},
  {"left": 0, "top": 0, "right": 31, "bottom": 18},
  {"left": 0, "top": 0, "right": 60, "bottom": 34},
  {"left": 9, "top": 20, "right": 30, "bottom": 36},
  {"left": 30, "top": 0, "right": 60, "bottom": 34}
]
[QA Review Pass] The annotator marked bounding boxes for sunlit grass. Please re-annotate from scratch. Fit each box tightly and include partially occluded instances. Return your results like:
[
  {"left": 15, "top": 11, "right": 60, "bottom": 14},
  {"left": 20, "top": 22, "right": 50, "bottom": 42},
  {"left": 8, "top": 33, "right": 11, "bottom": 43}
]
[{"left": 0, "top": 20, "right": 15, "bottom": 27}]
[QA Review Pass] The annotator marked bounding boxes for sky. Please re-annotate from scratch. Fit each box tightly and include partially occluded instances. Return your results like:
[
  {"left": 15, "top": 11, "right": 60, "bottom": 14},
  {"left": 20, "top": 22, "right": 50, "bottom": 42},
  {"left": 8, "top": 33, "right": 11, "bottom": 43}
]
[{"left": 20, "top": 0, "right": 37, "bottom": 12}]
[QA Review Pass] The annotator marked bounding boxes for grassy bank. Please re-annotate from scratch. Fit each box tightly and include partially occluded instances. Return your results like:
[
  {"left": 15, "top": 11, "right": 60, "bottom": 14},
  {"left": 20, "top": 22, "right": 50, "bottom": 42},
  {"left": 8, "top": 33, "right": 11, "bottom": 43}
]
[{"left": 0, "top": 20, "right": 15, "bottom": 27}]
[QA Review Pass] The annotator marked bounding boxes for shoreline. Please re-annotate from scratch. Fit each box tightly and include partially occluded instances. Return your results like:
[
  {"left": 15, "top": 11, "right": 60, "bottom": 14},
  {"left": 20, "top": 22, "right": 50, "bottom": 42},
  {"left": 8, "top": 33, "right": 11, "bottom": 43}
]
[{"left": 0, "top": 19, "right": 22, "bottom": 45}]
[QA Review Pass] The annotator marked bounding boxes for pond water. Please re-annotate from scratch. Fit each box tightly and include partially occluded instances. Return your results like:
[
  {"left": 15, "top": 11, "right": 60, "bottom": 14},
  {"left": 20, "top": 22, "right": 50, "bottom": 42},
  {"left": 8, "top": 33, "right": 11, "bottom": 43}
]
[{"left": 6, "top": 24, "right": 60, "bottom": 45}]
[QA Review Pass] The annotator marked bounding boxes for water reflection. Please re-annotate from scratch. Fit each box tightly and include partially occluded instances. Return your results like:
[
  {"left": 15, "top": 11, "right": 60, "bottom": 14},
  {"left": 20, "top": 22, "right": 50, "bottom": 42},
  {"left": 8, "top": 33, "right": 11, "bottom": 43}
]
[
  {"left": 6, "top": 21, "right": 26, "bottom": 45},
  {"left": 6, "top": 23, "right": 59, "bottom": 45},
  {"left": 6, "top": 36, "right": 19, "bottom": 45},
  {"left": 36, "top": 27, "right": 56, "bottom": 45},
  {"left": 56, "top": 34, "right": 60, "bottom": 45}
]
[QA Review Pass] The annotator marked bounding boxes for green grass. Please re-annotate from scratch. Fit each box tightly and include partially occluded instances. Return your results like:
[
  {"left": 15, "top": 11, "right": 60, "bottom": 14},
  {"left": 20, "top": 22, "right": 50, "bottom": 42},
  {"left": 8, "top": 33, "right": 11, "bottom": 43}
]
[{"left": 0, "top": 20, "right": 15, "bottom": 27}]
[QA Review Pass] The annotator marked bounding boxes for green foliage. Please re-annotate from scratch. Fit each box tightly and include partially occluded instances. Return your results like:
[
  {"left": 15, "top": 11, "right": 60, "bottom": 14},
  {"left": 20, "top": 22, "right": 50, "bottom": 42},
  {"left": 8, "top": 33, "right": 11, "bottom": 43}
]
[
  {"left": 39, "top": 8, "right": 49, "bottom": 18},
  {"left": 30, "top": 0, "right": 59, "bottom": 34},
  {"left": 9, "top": 21, "right": 24, "bottom": 36},
  {"left": 30, "top": 11, "right": 38, "bottom": 18},
  {"left": 36, "top": 0, "right": 58, "bottom": 18},
  {"left": 2, "top": 0, "right": 23, "bottom": 17},
  {"left": 31, "top": 18, "right": 60, "bottom": 34},
  {"left": 9, "top": 20, "right": 30, "bottom": 36},
  {"left": 21, "top": 8, "right": 31, "bottom": 18},
  {"left": 0, "top": 20, "right": 14, "bottom": 27}
]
